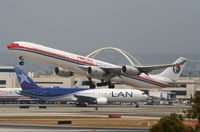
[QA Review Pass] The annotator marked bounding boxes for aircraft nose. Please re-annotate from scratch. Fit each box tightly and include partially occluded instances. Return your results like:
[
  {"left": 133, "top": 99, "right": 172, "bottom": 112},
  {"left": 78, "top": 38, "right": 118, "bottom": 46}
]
[{"left": 7, "top": 44, "right": 14, "bottom": 49}]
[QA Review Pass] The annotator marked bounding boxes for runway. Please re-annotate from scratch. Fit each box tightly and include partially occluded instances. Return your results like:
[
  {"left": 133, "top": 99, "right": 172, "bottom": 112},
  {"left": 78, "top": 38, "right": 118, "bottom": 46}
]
[
  {"left": 0, "top": 104, "right": 190, "bottom": 131},
  {"left": 0, "top": 104, "right": 190, "bottom": 118},
  {"left": 0, "top": 124, "right": 148, "bottom": 132}
]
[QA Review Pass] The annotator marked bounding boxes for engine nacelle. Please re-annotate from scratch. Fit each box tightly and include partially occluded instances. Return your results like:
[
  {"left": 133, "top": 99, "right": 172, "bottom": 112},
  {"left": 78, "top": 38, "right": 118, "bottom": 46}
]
[
  {"left": 87, "top": 66, "right": 105, "bottom": 77},
  {"left": 54, "top": 67, "right": 73, "bottom": 77},
  {"left": 96, "top": 98, "right": 107, "bottom": 105},
  {"left": 121, "top": 65, "right": 140, "bottom": 76}
]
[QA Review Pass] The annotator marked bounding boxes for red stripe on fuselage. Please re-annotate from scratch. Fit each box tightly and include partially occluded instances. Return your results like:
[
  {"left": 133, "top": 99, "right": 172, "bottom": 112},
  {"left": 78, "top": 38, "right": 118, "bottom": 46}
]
[
  {"left": 8, "top": 44, "right": 97, "bottom": 66},
  {"left": 133, "top": 75, "right": 172, "bottom": 87}
]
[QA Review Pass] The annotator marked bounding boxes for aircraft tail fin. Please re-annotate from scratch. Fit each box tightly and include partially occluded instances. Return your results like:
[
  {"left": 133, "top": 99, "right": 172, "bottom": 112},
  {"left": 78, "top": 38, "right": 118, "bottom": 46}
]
[
  {"left": 14, "top": 66, "right": 40, "bottom": 91},
  {"left": 158, "top": 57, "right": 188, "bottom": 81}
]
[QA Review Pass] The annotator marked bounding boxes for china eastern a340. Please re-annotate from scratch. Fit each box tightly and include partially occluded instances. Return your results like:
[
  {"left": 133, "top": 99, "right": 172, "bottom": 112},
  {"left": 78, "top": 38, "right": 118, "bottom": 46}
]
[{"left": 7, "top": 42, "right": 187, "bottom": 88}]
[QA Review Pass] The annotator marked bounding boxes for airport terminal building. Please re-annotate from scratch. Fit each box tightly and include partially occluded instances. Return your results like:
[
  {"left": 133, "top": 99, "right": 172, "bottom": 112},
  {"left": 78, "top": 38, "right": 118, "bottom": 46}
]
[{"left": 0, "top": 66, "right": 200, "bottom": 101}]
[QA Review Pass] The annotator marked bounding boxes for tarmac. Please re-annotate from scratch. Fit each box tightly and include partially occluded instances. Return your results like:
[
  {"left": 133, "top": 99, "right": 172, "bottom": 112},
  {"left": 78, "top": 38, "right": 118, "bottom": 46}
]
[
  {"left": 0, "top": 104, "right": 191, "bottom": 131},
  {"left": 0, "top": 104, "right": 190, "bottom": 117},
  {"left": 0, "top": 124, "right": 148, "bottom": 132}
]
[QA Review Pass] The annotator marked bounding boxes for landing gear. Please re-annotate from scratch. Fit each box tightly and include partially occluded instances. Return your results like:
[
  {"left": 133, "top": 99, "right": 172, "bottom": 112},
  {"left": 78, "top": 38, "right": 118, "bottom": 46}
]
[
  {"left": 19, "top": 56, "right": 24, "bottom": 65},
  {"left": 76, "top": 102, "right": 88, "bottom": 107},
  {"left": 96, "top": 81, "right": 108, "bottom": 87},
  {"left": 88, "top": 78, "right": 96, "bottom": 89},
  {"left": 19, "top": 61, "right": 24, "bottom": 65},
  {"left": 89, "top": 83, "right": 96, "bottom": 89},
  {"left": 96, "top": 81, "right": 115, "bottom": 89},
  {"left": 88, "top": 78, "right": 115, "bottom": 89},
  {"left": 135, "top": 103, "right": 139, "bottom": 108},
  {"left": 108, "top": 83, "right": 115, "bottom": 89}
]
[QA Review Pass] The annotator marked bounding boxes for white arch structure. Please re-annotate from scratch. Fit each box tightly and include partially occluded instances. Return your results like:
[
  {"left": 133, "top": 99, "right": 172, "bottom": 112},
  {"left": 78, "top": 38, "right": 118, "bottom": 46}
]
[{"left": 87, "top": 47, "right": 142, "bottom": 66}]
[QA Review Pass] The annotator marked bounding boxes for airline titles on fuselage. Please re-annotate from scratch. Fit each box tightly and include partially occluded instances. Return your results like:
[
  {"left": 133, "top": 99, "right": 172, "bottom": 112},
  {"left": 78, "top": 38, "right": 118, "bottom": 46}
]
[
  {"left": 77, "top": 56, "right": 93, "bottom": 63},
  {"left": 112, "top": 91, "right": 133, "bottom": 98}
]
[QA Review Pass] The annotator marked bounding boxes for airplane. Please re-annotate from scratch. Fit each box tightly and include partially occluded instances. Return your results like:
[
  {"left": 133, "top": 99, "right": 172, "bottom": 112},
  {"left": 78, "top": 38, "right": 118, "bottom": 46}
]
[
  {"left": 14, "top": 66, "right": 148, "bottom": 107},
  {"left": 0, "top": 88, "right": 34, "bottom": 103},
  {"left": 7, "top": 42, "right": 187, "bottom": 88}
]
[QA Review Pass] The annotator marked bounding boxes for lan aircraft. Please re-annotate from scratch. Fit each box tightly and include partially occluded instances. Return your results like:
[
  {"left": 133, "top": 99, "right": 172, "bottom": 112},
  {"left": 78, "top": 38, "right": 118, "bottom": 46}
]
[
  {"left": 14, "top": 66, "right": 148, "bottom": 106},
  {"left": 8, "top": 42, "right": 187, "bottom": 88}
]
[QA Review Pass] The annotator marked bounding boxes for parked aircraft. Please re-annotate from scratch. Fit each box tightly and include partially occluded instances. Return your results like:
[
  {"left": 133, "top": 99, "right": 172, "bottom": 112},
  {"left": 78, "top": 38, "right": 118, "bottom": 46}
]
[
  {"left": 0, "top": 88, "right": 33, "bottom": 102},
  {"left": 8, "top": 42, "right": 187, "bottom": 88},
  {"left": 14, "top": 66, "right": 148, "bottom": 106}
]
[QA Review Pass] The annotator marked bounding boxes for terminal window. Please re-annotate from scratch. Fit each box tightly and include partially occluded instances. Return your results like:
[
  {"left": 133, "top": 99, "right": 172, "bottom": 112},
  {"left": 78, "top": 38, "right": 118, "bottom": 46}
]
[
  {"left": 74, "top": 81, "right": 92, "bottom": 86},
  {"left": 0, "top": 80, "right": 6, "bottom": 85},
  {"left": 0, "top": 69, "right": 15, "bottom": 72},
  {"left": 142, "top": 90, "right": 149, "bottom": 95},
  {"left": 196, "top": 91, "right": 200, "bottom": 94},
  {"left": 171, "top": 91, "right": 186, "bottom": 96}
]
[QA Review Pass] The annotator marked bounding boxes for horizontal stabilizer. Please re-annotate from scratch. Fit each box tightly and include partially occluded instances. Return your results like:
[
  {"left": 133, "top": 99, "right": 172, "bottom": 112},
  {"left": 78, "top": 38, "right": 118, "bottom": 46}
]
[{"left": 137, "top": 57, "right": 187, "bottom": 73}]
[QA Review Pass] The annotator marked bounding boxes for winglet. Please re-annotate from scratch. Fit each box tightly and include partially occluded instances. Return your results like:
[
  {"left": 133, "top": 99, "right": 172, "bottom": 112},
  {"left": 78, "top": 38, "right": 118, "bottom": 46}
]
[{"left": 14, "top": 66, "right": 40, "bottom": 91}]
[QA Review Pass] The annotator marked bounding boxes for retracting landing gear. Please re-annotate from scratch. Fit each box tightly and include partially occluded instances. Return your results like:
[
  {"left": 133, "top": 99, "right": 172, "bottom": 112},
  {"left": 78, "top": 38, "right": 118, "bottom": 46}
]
[
  {"left": 19, "top": 56, "right": 24, "bottom": 65},
  {"left": 88, "top": 77, "right": 96, "bottom": 89},
  {"left": 96, "top": 81, "right": 115, "bottom": 89},
  {"left": 88, "top": 78, "right": 115, "bottom": 89},
  {"left": 108, "top": 82, "right": 115, "bottom": 89}
]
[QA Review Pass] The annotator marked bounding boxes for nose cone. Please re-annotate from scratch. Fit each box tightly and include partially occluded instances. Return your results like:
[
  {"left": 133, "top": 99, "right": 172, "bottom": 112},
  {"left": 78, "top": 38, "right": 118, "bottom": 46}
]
[{"left": 7, "top": 44, "right": 14, "bottom": 49}]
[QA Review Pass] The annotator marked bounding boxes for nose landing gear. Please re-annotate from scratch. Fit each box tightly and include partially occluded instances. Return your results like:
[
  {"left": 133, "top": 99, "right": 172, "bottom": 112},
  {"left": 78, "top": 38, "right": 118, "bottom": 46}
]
[{"left": 19, "top": 56, "right": 24, "bottom": 65}]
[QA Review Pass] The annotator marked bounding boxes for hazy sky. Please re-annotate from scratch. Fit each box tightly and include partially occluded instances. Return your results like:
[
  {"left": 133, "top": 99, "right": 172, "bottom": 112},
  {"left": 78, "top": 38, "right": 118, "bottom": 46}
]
[{"left": 0, "top": 0, "right": 199, "bottom": 55}]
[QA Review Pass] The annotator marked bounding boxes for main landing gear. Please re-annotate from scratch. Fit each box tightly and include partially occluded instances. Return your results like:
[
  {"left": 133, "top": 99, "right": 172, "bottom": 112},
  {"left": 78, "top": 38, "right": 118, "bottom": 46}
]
[
  {"left": 76, "top": 102, "right": 88, "bottom": 107},
  {"left": 19, "top": 56, "right": 24, "bottom": 65},
  {"left": 133, "top": 102, "right": 139, "bottom": 108},
  {"left": 97, "top": 81, "right": 115, "bottom": 89},
  {"left": 88, "top": 78, "right": 115, "bottom": 89},
  {"left": 88, "top": 78, "right": 96, "bottom": 89}
]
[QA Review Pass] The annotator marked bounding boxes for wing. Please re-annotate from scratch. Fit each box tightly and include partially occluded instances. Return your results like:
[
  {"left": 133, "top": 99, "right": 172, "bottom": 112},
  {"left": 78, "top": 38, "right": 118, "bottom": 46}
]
[
  {"left": 78, "top": 65, "right": 121, "bottom": 77},
  {"left": 78, "top": 57, "right": 187, "bottom": 79},
  {"left": 78, "top": 59, "right": 186, "bottom": 75},
  {"left": 137, "top": 63, "right": 184, "bottom": 73}
]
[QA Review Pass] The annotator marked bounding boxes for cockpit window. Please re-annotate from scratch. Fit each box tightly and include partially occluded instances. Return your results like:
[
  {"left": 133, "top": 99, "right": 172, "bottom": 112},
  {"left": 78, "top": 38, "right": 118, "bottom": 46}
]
[{"left": 12, "top": 43, "right": 19, "bottom": 46}]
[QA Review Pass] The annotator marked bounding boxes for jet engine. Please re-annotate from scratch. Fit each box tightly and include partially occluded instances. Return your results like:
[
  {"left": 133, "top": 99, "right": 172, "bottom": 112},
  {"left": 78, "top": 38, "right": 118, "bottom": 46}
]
[
  {"left": 87, "top": 66, "right": 105, "bottom": 77},
  {"left": 96, "top": 98, "right": 107, "bottom": 105},
  {"left": 121, "top": 65, "right": 140, "bottom": 76},
  {"left": 54, "top": 67, "right": 73, "bottom": 77}
]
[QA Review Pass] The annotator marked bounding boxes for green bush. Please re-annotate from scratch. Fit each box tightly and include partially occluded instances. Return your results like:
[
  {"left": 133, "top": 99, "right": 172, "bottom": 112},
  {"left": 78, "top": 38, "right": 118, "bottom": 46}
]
[
  {"left": 149, "top": 113, "right": 195, "bottom": 132},
  {"left": 150, "top": 94, "right": 200, "bottom": 132},
  {"left": 184, "top": 94, "right": 200, "bottom": 131}
]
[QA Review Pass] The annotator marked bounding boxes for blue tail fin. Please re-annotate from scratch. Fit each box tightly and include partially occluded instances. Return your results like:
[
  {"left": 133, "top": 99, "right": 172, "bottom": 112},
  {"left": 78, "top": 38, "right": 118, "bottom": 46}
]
[{"left": 14, "top": 66, "right": 40, "bottom": 91}]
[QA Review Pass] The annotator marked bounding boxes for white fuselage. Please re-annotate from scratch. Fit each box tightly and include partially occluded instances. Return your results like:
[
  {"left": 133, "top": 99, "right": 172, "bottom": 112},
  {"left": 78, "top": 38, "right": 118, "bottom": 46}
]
[
  {"left": 35, "top": 89, "right": 148, "bottom": 103},
  {"left": 8, "top": 42, "right": 172, "bottom": 88}
]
